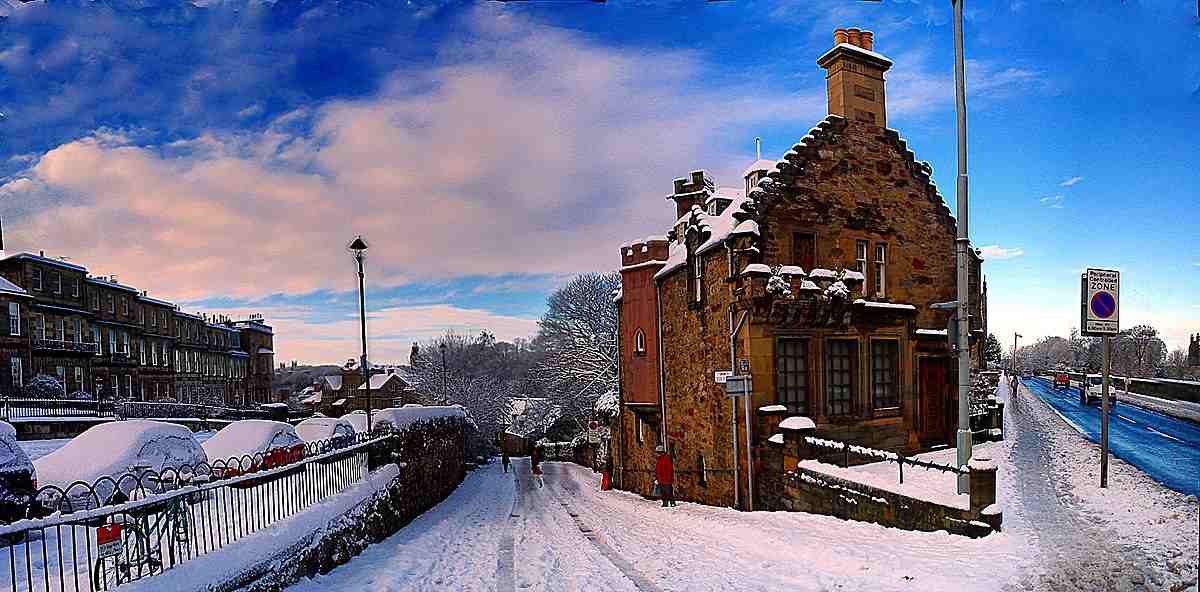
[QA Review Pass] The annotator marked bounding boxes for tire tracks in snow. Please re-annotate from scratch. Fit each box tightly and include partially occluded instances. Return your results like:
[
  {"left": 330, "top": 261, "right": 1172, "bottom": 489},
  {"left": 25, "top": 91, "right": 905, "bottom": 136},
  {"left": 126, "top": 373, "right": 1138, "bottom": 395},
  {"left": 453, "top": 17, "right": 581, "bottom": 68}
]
[{"left": 496, "top": 469, "right": 519, "bottom": 592}]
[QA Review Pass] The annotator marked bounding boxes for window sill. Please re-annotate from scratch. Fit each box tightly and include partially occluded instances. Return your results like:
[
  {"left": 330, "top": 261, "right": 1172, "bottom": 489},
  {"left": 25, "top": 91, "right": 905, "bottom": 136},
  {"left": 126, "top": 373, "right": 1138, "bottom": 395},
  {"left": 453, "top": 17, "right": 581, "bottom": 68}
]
[{"left": 871, "top": 407, "right": 902, "bottom": 419}]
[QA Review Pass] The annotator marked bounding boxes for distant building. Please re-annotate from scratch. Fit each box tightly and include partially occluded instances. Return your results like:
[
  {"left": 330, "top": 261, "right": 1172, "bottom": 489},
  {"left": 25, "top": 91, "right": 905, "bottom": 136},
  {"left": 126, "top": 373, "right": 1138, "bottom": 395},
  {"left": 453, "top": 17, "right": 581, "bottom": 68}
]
[{"left": 0, "top": 236, "right": 274, "bottom": 407}]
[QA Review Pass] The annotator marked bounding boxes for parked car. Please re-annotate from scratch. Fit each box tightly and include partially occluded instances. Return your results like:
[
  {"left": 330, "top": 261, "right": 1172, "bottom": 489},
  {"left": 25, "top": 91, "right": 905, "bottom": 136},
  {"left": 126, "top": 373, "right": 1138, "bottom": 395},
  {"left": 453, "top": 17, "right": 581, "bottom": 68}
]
[
  {"left": 1053, "top": 372, "right": 1070, "bottom": 389},
  {"left": 0, "top": 421, "right": 37, "bottom": 524},
  {"left": 1080, "top": 374, "right": 1117, "bottom": 410},
  {"left": 35, "top": 421, "right": 207, "bottom": 511},
  {"left": 340, "top": 410, "right": 368, "bottom": 434},
  {"left": 295, "top": 417, "right": 356, "bottom": 451},
  {"left": 202, "top": 420, "right": 305, "bottom": 477}
]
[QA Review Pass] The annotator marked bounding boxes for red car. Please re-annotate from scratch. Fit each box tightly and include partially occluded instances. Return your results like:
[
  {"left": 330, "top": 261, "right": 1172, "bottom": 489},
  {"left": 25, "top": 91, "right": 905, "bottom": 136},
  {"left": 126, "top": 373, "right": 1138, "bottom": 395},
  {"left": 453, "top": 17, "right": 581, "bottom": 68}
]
[{"left": 1053, "top": 373, "right": 1070, "bottom": 389}]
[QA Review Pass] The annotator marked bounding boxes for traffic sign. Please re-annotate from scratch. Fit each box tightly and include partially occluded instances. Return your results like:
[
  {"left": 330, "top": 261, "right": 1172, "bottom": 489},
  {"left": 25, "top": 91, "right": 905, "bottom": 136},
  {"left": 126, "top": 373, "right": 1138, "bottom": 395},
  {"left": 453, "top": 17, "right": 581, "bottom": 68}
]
[
  {"left": 1082, "top": 268, "right": 1119, "bottom": 335},
  {"left": 738, "top": 358, "right": 750, "bottom": 373},
  {"left": 724, "top": 375, "right": 752, "bottom": 396}
]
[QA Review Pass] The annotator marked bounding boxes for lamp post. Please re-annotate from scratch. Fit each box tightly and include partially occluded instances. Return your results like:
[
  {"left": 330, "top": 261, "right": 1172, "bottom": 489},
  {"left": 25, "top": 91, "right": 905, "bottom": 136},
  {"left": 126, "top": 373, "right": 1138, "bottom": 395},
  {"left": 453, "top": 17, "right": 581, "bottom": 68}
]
[
  {"left": 348, "top": 235, "right": 371, "bottom": 433},
  {"left": 439, "top": 342, "right": 448, "bottom": 406},
  {"left": 1011, "top": 332, "right": 1022, "bottom": 374}
]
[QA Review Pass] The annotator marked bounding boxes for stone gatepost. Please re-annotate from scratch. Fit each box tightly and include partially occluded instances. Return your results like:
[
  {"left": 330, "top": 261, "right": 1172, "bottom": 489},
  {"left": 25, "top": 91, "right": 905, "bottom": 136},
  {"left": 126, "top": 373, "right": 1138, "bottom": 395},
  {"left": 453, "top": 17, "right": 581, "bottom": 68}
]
[
  {"left": 968, "top": 456, "right": 1001, "bottom": 530},
  {"left": 779, "top": 416, "right": 818, "bottom": 471}
]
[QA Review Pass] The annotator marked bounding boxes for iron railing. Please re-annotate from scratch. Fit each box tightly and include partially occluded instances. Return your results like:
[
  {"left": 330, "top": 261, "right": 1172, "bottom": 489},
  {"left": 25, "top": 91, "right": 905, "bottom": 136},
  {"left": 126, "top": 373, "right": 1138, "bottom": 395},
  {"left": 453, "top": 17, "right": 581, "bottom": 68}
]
[
  {"left": 0, "top": 430, "right": 397, "bottom": 591},
  {"left": 803, "top": 436, "right": 964, "bottom": 485},
  {"left": 0, "top": 399, "right": 107, "bottom": 419},
  {"left": 0, "top": 400, "right": 287, "bottom": 422},
  {"left": 31, "top": 340, "right": 100, "bottom": 355}
]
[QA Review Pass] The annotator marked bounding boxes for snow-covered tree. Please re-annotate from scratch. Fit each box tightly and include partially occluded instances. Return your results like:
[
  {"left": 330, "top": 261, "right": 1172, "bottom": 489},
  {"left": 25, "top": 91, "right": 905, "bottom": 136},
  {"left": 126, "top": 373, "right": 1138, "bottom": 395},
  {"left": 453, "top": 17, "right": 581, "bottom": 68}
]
[
  {"left": 984, "top": 334, "right": 1003, "bottom": 367},
  {"left": 533, "top": 272, "right": 620, "bottom": 432},
  {"left": 23, "top": 374, "right": 66, "bottom": 399}
]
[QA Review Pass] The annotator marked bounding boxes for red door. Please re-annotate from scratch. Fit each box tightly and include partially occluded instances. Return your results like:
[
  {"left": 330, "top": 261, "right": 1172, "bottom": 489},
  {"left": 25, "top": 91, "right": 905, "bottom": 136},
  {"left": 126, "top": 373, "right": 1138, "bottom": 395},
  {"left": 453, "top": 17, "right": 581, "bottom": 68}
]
[{"left": 918, "top": 357, "right": 949, "bottom": 446}]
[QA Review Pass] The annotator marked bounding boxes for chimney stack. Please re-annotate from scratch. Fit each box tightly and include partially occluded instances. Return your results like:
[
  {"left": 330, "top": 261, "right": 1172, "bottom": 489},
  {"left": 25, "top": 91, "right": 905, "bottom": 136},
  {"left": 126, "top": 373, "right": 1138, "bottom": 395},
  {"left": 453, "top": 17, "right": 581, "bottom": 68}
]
[
  {"left": 0, "top": 218, "right": 5, "bottom": 259},
  {"left": 817, "top": 27, "right": 892, "bottom": 127}
]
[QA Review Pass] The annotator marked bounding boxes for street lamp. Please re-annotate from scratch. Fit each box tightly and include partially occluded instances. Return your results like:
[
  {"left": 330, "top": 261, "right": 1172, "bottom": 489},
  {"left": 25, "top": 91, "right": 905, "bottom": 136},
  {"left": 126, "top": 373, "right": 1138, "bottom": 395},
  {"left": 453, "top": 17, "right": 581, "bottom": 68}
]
[
  {"left": 439, "top": 342, "right": 448, "bottom": 406},
  {"left": 348, "top": 235, "right": 371, "bottom": 432}
]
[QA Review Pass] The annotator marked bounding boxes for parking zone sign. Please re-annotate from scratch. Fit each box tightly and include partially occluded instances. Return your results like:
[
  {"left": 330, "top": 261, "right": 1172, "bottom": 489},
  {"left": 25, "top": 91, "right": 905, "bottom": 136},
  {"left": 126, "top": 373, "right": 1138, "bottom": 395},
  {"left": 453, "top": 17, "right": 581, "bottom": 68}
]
[{"left": 1082, "top": 268, "right": 1119, "bottom": 336}]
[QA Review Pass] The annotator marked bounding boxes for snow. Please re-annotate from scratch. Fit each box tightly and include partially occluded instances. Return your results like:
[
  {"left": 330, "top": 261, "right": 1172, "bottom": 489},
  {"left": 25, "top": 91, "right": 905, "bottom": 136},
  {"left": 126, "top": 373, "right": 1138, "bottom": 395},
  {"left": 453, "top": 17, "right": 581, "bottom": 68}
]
[
  {"left": 295, "top": 417, "right": 356, "bottom": 443},
  {"left": 741, "top": 158, "right": 779, "bottom": 178},
  {"left": 321, "top": 375, "right": 343, "bottom": 391},
  {"left": 201, "top": 419, "right": 302, "bottom": 461},
  {"left": 808, "top": 268, "right": 837, "bottom": 280},
  {"left": 915, "top": 329, "right": 948, "bottom": 337},
  {"left": 655, "top": 189, "right": 752, "bottom": 280},
  {"left": 779, "top": 416, "right": 815, "bottom": 430},
  {"left": 0, "top": 427, "right": 33, "bottom": 477},
  {"left": 767, "top": 433, "right": 784, "bottom": 445},
  {"left": 730, "top": 219, "right": 759, "bottom": 236},
  {"left": 35, "top": 420, "right": 206, "bottom": 502},
  {"left": 841, "top": 270, "right": 865, "bottom": 281},
  {"left": 0, "top": 421, "right": 15, "bottom": 439},
  {"left": 853, "top": 299, "right": 917, "bottom": 311},
  {"left": 799, "top": 280, "right": 820, "bottom": 291},
  {"left": 340, "top": 410, "right": 368, "bottom": 433},
  {"left": 0, "top": 276, "right": 27, "bottom": 296},
  {"left": 758, "top": 404, "right": 787, "bottom": 413},
  {"left": 371, "top": 405, "right": 468, "bottom": 431},
  {"left": 357, "top": 373, "right": 404, "bottom": 390},
  {"left": 777, "top": 265, "right": 805, "bottom": 276},
  {"left": 619, "top": 259, "right": 668, "bottom": 271},
  {"left": 301, "top": 393, "right": 322, "bottom": 404},
  {"left": 823, "top": 280, "right": 849, "bottom": 300},
  {"left": 740, "top": 263, "right": 771, "bottom": 276},
  {"left": 122, "top": 464, "right": 399, "bottom": 592}
]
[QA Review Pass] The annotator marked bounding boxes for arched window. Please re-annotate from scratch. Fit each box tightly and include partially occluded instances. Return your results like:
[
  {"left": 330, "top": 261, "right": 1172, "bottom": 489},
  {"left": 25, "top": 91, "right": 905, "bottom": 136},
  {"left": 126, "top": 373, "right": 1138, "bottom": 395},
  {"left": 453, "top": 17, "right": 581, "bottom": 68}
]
[{"left": 634, "top": 329, "right": 646, "bottom": 355}]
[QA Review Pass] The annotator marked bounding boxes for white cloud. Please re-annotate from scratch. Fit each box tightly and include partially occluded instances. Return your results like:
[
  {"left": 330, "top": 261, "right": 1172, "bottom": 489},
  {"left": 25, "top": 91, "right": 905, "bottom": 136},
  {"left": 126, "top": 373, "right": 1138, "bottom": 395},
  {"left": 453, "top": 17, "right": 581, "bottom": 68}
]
[
  {"left": 1059, "top": 175, "right": 1084, "bottom": 187},
  {"left": 977, "top": 245, "right": 1024, "bottom": 260},
  {"left": 1039, "top": 195, "right": 1064, "bottom": 208}
]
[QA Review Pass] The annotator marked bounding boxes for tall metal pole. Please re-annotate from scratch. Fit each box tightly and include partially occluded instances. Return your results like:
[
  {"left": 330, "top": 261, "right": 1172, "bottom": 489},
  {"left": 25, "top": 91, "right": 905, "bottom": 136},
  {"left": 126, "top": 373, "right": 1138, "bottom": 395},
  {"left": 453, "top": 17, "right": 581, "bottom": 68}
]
[
  {"left": 952, "top": 0, "right": 973, "bottom": 494},
  {"left": 1100, "top": 336, "right": 1111, "bottom": 487},
  {"left": 357, "top": 252, "right": 371, "bottom": 433},
  {"left": 441, "top": 347, "right": 448, "bottom": 406},
  {"left": 743, "top": 377, "right": 754, "bottom": 511}
]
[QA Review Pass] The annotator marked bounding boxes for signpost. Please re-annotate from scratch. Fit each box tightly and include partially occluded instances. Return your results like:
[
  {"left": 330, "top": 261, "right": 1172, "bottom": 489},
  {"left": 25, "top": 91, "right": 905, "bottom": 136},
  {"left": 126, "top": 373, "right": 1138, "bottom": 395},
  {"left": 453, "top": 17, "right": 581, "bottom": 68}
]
[
  {"left": 97, "top": 523, "right": 123, "bottom": 559},
  {"left": 723, "top": 373, "right": 754, "bottom": 511},
  {"left": 1081, "top": 268, "right": 1120, "bottom": 488}
]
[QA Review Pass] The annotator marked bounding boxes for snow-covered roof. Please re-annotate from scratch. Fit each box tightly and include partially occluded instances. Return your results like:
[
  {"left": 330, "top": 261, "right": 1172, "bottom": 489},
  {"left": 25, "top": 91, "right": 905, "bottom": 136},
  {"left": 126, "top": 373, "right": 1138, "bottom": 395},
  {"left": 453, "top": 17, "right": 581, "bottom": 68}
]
[
  {"left": 0, "top": 276, "right": 29, "bottom": 297},
  {"left": 655, "top": 188, "right": 751, "bottom": 280},
  {"left": 816, "top": 42, "right": 894, "bottom": 67},
  {"left": 201, "top": 420, "right": 302, "bottom": 461},
  {"left": 136, "top": 294, "right": 175, "bottom": 308},
  {"left": 1, "top": 252, "right": 88, "bottom": 273},
  {"left": 257, "top": 347, "right": 274, "bottom": 355},
  {"left": 333, "top": 398, "right": 348, "bottom": 406},
  {"left": 742, "top": 159, "right": 780, "bottom": 178},
  {"left": 358, "top": 373, "right": 407, "bottom": 390},
  {"left": 36, "top": 420, "right": 206, "bottom": 490},
  {"left": 741, "top": 263, "right": 772, "bottom": 276},
  {"left": 780, "top": 416, "right": 816, "bottom": 431},
  {"left": 853, "top": 299, "right": 917, "bottom": 311},
  {"left": 758, "top": 404, "right": 787, "bottom": 413},
  {"left": 322, "top": 375, "right": 343, "bottom": 391},
  {"left": 301, "top": 393, "right": 322, "bottom": 405}
]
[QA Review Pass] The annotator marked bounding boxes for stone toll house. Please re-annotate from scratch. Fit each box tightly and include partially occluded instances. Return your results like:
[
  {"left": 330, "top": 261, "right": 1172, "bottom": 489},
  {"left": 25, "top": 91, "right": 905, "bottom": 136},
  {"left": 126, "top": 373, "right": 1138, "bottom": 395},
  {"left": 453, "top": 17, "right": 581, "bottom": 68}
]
[{"left": 612, "top": 28, "right": 988, "bottom": 509}]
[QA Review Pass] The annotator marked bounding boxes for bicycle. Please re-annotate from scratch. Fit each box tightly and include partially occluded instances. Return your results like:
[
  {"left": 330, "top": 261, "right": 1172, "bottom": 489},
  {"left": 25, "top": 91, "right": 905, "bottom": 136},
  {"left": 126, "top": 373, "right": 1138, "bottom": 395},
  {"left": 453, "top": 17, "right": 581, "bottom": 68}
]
[{"left": 92, "top": 471, "right": 196, "bottom": 590}]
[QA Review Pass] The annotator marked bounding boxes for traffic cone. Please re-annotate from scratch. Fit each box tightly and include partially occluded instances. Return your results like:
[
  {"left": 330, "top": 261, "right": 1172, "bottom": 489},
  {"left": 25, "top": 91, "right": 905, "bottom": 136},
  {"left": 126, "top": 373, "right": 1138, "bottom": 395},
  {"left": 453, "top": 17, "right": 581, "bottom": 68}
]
[{"left": 601, "top": 471, "right": 611, "bottom": 490}]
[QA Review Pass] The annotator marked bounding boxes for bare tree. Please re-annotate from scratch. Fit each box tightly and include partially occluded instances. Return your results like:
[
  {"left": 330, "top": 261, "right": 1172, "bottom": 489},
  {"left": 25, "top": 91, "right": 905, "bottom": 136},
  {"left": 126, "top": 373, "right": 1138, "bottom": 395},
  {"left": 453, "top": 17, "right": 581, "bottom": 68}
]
[{"left": 534, "top": 272, "right": 620, "bottom": 432}]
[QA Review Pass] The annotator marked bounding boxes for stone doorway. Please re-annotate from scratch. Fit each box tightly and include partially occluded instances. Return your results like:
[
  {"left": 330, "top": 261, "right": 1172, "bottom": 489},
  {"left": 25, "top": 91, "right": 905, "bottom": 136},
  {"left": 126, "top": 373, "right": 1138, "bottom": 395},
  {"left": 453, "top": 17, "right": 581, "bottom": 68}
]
[{"left": 918, "top": 356, "right": 950, "bottom": 446}]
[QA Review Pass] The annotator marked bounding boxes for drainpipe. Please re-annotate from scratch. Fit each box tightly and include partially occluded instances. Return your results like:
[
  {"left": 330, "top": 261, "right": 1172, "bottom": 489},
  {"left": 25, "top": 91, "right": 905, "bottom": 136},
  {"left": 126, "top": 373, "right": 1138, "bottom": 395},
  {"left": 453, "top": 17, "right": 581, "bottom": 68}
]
[
  {"left": 655, "top": 281, "right": 668, "bottom": 444},
  {"left": 729, "top": 306, "right": 749, "bottom": 509}
]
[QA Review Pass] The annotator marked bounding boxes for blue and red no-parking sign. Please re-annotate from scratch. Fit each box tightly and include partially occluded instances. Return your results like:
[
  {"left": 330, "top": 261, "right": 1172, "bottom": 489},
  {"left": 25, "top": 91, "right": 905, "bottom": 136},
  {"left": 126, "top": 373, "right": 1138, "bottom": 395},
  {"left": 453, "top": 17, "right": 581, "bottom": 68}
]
[{"left": 1090, "top": 290, "right": 1116, "bottom": 319}]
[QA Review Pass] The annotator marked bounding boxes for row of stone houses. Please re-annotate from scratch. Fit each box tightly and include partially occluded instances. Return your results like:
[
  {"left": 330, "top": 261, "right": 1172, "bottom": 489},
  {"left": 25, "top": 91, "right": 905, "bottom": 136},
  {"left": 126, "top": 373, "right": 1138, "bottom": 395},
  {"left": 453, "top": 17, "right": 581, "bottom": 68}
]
[
  {"left": 611, "top": 29, "right": 988, "bottom": 508},
  {"left": 0, "top": 244, "right": 276, "bottom": 407},
  {"left": 297, "top": 363, "right": 416, "bottom": 416}
]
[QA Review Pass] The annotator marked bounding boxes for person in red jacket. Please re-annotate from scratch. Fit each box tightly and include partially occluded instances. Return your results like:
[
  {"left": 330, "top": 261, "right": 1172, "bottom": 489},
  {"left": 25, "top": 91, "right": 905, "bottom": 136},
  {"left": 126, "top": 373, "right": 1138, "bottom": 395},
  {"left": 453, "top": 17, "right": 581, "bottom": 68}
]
[{"left": 655, "top": 445, "right": 676, "bottom": 507}]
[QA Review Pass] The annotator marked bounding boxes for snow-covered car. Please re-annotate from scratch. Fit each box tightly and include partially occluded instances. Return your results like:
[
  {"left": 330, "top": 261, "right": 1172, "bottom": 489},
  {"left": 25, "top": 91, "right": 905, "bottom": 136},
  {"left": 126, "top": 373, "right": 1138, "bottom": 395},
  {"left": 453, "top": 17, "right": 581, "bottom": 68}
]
[
  {"left": 340, "top": 410, "right": 368, "bottom": 433},
  {"left": 0, "top": 421, "right": 37, "bottom": 523},
  {"left": 35, "top": 421, "right": 207, "bottom": 511},
  {"left": 295, "top": 417, "right": 356, "bottom": 450},
  {"left": 1080, "top": 374, "right": 1117, "bottom": 409},
  {"left": 202, "top": 420, "right": 305, "bottom": 477}
]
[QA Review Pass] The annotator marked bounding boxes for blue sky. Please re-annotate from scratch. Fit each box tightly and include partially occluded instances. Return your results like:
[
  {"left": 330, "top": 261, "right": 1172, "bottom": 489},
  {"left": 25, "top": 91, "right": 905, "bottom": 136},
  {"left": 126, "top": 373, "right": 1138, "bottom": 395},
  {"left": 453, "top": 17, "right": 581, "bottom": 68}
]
[{"left": 0, "top": 0, "right": 1196, "bottom": 363}]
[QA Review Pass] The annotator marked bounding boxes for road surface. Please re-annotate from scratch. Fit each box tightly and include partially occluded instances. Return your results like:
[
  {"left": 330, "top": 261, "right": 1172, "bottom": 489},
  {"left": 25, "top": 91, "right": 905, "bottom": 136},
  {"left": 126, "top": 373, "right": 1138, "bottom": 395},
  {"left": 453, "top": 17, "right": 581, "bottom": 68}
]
[{"left": 1024, "top": 377, "right": 1200, "bottom": 496}]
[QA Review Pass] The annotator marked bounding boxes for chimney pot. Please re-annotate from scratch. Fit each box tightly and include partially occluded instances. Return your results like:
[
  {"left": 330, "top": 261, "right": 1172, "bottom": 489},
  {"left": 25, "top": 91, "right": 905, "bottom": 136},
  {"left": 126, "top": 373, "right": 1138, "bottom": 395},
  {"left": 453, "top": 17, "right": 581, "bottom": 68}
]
[
  {"left": 834, "top": 28, "right": 849, "bottom": 45},
  {"left": 847, "top": 28, "right": 862, "bottom": 47},
  {"left": 861, "top": 31, "right": 874, "bottom": 51}
]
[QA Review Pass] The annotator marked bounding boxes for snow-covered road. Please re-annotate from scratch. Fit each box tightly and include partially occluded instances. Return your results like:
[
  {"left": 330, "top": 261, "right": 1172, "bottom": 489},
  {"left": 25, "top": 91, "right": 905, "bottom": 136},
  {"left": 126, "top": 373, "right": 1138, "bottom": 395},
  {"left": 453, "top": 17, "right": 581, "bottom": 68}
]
[{"left": 283, "top": 374, "right": 1197, "bottom": 592}]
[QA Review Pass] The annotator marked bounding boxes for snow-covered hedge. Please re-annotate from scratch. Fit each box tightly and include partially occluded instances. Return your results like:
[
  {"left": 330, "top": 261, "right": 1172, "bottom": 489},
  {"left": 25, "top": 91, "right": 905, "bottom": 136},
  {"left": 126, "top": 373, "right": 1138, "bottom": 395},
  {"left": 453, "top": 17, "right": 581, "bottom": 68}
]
[{"left": 22, "top": 375, "right": 65, "bottom": 399}]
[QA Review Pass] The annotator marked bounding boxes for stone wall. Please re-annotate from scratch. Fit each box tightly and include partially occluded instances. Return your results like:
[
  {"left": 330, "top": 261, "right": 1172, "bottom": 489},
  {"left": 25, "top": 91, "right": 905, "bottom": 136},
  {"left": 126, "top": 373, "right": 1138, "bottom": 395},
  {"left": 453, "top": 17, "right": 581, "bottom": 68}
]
[{"left": 762, "top": 425, "right": 1000, "bottom": 538}]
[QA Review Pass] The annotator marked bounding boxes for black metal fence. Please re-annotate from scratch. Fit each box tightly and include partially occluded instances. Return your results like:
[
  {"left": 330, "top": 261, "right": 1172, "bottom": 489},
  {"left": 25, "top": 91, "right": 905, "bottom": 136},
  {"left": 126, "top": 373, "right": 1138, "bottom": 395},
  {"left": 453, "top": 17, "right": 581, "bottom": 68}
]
[
  {"left": 0, "top": 431, "right": 395, "bottom": 592},
  {"left": 803, "top": 436, "right": 964, "bottom": 485},
  {"left": 0, "top": 399, "right": 109, "bottom": 420}
]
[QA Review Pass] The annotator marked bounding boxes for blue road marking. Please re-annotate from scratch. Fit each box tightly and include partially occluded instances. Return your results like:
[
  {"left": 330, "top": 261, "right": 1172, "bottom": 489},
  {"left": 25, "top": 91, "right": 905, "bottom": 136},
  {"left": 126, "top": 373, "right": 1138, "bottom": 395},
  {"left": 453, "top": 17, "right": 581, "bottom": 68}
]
[{"left": 1025, "top": 377, "right": 1200, "bottom": 496}]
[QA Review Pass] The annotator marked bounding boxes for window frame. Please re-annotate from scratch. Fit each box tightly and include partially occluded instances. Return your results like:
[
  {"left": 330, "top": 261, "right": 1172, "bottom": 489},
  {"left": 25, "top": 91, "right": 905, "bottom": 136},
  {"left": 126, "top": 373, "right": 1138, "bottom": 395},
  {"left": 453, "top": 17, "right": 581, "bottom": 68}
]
[
  {"left": 824, "top": 339, "right": 857, "bottom": 417},
  {"left": 776, "top": 337, "right": 811, "bottom": 415},
  {"left": 874, "top": 243, "right": 887, "bottom": 298},
  {"left": 856, "top": 240, "right": 869, "bottom": 296},
  {"left": 634, "top": 329, "right": 647, "bottom": 356},
  {"left": 870, "top": 339, "right": 901, "bottom": 412},
  {"left": 31, "top": 268, "right": 42, "bottom": 292},
  {"left": 50, "top": 271, "right": 61, "bottom": 295},
  {"left": 7, "top": 302, "right": 20, "bottom": 337},
  {"left": 10, "top": 357, "right": 22, "bottom": 388}
]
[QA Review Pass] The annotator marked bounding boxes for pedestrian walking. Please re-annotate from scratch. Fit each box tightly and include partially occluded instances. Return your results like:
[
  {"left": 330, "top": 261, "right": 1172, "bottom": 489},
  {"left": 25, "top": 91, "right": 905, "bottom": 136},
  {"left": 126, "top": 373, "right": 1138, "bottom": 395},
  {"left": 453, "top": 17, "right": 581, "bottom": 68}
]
[
  {"left": 655, "top": 445, "right": 675, "bottom": 507},
  {"left": 502, "top": 452, "right": 511, "bottom": 473},
  {"left": 531, "top": 446, "right": 544, "bottom": 488}
]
